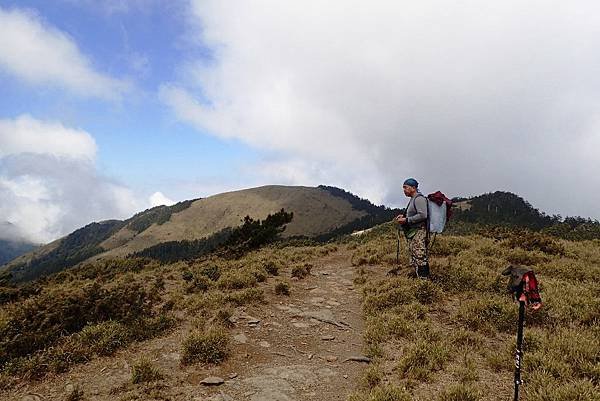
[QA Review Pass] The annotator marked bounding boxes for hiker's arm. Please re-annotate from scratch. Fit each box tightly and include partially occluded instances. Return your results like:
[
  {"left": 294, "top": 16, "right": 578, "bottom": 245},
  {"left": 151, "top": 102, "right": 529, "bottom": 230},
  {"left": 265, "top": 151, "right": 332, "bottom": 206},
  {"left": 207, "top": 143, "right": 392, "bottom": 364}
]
[{"left": 407, "top": 197, "right": 428, "bottom": 224}]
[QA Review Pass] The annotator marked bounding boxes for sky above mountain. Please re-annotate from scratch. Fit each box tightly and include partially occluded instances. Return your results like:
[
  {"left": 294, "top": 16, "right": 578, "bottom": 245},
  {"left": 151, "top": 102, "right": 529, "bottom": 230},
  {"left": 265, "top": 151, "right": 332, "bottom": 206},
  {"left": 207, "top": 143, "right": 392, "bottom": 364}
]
[{"left": 1, "top": 0, "right": 599, "bottom": 243}]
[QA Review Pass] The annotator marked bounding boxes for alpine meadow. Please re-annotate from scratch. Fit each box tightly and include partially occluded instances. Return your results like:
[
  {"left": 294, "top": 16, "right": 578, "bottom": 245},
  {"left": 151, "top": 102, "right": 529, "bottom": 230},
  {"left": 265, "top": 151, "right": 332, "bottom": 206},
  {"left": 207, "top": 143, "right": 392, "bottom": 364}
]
[
  {"left": 0, "top": 187, "right": 599, "bottom": 400},
  {"left": 2, "top": 2, "right": 600, "bottom": 401}
]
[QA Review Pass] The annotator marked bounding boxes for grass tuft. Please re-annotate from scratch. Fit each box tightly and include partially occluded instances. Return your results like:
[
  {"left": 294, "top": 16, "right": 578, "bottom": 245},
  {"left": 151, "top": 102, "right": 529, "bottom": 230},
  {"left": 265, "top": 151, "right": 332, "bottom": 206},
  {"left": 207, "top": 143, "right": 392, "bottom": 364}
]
[
  {"left": 181, "top": 327, "right": 230, "bottom": 365},
  {"left": 274, "top": 281, "right": 290, "bottom": 295},
  {"left": 131, "top": 358, "right": 163, "bottom": 384}
]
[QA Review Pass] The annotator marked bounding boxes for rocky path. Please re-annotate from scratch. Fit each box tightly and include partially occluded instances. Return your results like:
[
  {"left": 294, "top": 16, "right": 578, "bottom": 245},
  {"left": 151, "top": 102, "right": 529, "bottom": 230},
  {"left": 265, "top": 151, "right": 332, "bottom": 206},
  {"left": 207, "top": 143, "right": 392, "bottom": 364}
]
[
  {"left": 211, "top": 250, "right": 366, "bottom": 401},
  {"left": 8, "top": 248, "right": 367, "bottom": 401}
]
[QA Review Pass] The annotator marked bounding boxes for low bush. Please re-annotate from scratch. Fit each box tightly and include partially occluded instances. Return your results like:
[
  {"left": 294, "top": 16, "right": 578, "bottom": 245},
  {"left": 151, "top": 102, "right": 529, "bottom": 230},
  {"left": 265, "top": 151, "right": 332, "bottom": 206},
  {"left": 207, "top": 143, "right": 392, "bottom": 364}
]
[
  {"left": 0, "top": 280, "right": 157, "bottom": 367},
  {"left": 361, "top": 364, "right": 383, "bottom": 389},
  {"left": 262, "top": 260, "right": 280, "bottom": 276},
  {"left": 181, "top": 328, "right": 230, "bottom": 365},
  {"left": 507, "top": 230, "right": 565, "bottom": 255},
  {"left": 131, "top": 358, "right": 163, "bottom": 384},
  {"left": 217, "top": 270, "right": 257, "bottom": 290},
  {"left": 429, "top": 236, "right": 472, "bottom": 257},
  {"left": 77, "top": 320, "right": 130, "bottom": 356},
  {"left": 397, "top": 339, "right": 451, "bottom": 381},
  {"left": 274, "top": 281, "right": 290, "bottom": 296},
  {"left": 291, "top": 263, "right": 312, "bottom": 279},
  {"left": 225, "top": 288, "right": 265, "bottom": 306}
]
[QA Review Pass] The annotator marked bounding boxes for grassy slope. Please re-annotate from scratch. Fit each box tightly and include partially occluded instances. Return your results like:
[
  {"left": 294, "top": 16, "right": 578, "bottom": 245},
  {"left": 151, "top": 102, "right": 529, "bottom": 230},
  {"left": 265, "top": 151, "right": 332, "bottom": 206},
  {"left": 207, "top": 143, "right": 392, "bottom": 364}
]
[
  {"left": 96, "top": 185, "right": 366, "bottom": 259},
  {"left": 347, "top": 223, "right": 600, "bottom": 401},
  {"left": 0, "top": 240, "right": 37, "bottom": 266},
  {"left": 1, "top": 221, "right": 598, "bottom": 400},
  {"left": 1, "top": 185, "right": 366, "bottom": 280}
]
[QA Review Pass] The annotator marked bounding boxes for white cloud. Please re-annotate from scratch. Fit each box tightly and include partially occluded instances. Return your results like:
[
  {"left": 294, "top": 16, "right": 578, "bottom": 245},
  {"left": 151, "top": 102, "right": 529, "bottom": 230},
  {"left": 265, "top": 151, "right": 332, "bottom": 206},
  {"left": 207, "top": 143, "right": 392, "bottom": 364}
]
[
  {"left": 0, "top": 114, "right": 96, "bottom": 161},
  {"left": 0, "top": 7, "right": 129, "bottom": 99},
  {"left": 163, "top": 0, "right": 600, "bottom": 219},
  {"left": 149, "top": 191, "right": 175, "bottom": 207},
  {"left": 0, "top": 116, "right": 143, "bottom": 243}
]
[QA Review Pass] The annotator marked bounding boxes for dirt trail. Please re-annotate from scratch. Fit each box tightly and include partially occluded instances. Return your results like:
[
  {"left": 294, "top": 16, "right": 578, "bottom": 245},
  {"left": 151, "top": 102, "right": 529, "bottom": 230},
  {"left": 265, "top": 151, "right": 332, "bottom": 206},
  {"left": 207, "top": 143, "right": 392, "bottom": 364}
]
[{"left": 7, "top": 248, "right": 368, "bottom": 401}]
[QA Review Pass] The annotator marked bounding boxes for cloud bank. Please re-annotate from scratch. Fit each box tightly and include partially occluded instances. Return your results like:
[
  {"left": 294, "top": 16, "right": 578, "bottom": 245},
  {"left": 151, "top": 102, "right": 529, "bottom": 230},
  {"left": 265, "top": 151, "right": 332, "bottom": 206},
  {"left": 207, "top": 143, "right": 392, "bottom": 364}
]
[
  {"left": 163, "top": 0, "right": 600, "bottom": 218},
  {"left": 0, "top": 115, "right": 142, "bottom": 243},
  {"left": 0, "top": 6, "right": 128, "bottom": 99}
]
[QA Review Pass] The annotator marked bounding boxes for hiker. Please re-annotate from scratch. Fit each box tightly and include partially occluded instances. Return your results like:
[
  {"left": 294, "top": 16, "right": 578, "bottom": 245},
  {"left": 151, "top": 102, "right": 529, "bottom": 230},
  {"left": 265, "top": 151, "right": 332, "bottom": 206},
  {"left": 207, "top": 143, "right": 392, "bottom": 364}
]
[{"left": 395, "top": 178, "right": 430, "bottom": 278}]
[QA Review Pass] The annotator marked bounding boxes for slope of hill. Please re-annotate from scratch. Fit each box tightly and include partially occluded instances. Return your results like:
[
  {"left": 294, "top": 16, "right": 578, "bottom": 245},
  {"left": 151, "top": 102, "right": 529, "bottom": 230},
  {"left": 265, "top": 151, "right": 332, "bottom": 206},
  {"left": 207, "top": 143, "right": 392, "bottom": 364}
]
[
  {"left": 1, "top": 222, "right": 598, "bottom": 400},
  {"left": 451, "top": 191, "right": 600, "bottom": 240},
  {"left": 0, "top": 239, "right": 37, "bottom": 266},
  {"left": 1, "top": 185, "right": 383, "bottom": 281}
]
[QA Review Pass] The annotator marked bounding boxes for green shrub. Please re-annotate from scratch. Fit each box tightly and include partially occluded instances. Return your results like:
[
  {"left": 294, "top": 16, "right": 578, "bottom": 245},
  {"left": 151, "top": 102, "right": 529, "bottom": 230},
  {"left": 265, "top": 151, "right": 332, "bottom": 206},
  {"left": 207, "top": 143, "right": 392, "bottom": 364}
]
[
  {"left": 262, "top": 260, "right": 280, "bottom": 276},
  {"left": 274, "top": 281, "right": 290, "bottom": 296},
  {"left": 526, "top": 327, "right": 600, "bottom": 383},
  {"left": 181, "top": 328, "right": 230, "bottom": 365},
  {"left": 131, "top": 358, "right": 163, "bottom": 384}
]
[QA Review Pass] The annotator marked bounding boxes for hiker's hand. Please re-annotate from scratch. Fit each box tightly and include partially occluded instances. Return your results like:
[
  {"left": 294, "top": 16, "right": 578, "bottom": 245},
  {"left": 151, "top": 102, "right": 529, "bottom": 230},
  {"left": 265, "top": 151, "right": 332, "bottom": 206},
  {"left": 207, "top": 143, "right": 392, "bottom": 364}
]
[{"left": 395, "top": 215, "right": 407, "bottom": 225}]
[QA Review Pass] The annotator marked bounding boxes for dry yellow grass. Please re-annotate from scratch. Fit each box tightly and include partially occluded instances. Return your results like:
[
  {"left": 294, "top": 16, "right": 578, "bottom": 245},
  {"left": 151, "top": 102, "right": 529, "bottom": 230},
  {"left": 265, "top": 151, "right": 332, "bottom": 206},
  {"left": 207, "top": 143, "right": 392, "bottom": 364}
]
[
  {"left": 348, "top": 223, "right": 600, "bottom": 401},
  {"left": 98, "top": 185, "right": 366, "bottom": 258}
]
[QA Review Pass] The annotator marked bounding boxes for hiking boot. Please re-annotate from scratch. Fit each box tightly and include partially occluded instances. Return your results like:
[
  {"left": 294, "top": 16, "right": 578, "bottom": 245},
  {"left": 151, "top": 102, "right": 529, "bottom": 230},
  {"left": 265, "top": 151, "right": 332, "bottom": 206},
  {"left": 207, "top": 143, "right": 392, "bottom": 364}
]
[{"left": 416, "top": 263, "right": 430, "bottom": 279}]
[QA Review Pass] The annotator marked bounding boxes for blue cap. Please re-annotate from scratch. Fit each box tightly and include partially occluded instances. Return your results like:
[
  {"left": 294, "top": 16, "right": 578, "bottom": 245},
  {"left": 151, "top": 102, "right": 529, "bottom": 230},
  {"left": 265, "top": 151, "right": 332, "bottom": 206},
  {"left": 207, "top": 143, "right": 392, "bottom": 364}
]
[{"left": 403, "top": 178, "right": 418, "bottom": 188}]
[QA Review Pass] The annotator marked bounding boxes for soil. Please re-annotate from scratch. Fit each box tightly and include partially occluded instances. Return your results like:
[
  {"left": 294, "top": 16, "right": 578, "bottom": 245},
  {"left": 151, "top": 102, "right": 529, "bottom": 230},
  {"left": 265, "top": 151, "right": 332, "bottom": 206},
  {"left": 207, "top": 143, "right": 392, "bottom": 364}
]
[{"left": 5, "top": 249, "right": 368, "bottom": 401}]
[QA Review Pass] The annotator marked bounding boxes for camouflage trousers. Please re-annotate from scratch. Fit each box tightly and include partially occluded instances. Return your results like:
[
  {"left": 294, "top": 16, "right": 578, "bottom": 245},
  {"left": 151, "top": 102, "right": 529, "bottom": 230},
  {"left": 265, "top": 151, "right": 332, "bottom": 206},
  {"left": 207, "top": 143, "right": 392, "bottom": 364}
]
[{"left": 408, "top": 228, "right": 428, "bottom": 271}]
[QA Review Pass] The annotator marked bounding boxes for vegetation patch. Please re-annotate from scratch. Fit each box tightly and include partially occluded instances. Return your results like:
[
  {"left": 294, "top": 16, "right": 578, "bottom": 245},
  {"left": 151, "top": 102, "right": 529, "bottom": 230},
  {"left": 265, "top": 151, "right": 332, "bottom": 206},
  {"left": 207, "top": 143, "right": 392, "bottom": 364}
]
[
  {"left": 181, "top": 328, "right": 230, "bottom": 365},
  {"left": 291, "top": 263, "right": 312, "bottom": 279},
  {"left": 438, "top": 384, "right": 481, "bottom": 401},
  {"left": 397, "top": 339, "right": 451, "bottom": 382},
  {"left": 274, "top": 281, "right": 290, "bottom": 295},
  {"left": 131, "top": 359, "right": 163, "bottom": 384}
]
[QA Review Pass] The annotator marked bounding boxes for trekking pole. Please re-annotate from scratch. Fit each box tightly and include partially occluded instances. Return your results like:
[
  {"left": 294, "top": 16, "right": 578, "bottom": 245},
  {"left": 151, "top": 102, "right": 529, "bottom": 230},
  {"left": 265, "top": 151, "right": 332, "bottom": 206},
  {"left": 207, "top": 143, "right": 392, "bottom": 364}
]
[
  {"left": 513, "top": 300, "right": 526, "bottom": 401},
  {"left": 396, "top": 230, "right": 400, "bottom": 265}
]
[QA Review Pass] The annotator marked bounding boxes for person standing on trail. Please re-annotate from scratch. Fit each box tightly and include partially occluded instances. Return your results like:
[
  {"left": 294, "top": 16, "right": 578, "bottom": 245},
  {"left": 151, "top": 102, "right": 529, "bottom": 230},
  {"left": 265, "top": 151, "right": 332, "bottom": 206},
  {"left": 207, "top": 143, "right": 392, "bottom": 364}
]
[{"left": 395, "top": 178, "right": 430, "bottom": 278}]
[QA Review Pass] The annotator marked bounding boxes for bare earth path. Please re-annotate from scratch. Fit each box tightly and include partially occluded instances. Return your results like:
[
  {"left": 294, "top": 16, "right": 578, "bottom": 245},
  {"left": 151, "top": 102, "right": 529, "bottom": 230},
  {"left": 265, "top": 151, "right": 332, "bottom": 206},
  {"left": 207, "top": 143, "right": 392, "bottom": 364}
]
[{"left": 7, "top": 248, "right": 367, "bottom": 401}]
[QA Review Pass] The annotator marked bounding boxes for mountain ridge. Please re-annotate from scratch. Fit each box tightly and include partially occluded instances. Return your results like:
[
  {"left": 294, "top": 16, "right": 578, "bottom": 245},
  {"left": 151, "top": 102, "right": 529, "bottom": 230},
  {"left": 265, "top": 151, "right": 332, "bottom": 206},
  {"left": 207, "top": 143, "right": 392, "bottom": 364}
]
[{"left": 3, "top": 186, "right": 600, "bottom": 282}]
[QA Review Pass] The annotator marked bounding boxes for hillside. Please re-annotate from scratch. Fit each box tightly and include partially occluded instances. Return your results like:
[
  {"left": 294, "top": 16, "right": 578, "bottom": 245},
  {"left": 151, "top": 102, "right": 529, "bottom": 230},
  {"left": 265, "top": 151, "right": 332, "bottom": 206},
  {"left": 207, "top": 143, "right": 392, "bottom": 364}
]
[
  {"left": 1, "top": 222, "right": 598, "bottom": 400},
  {"left": 1, "top": 185, "right": 397, "bottom": 282},
  {"left": 0, "top": 239, "right": 37, "bottom": 266},
  {"left": 451, "top": 191, "right": 600, "bottom": 240}
]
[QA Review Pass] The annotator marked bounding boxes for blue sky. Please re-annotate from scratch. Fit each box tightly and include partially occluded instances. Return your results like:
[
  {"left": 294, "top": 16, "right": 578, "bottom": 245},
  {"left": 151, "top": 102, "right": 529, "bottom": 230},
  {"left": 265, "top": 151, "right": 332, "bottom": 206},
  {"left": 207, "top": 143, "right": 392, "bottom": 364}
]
[
  {"left": 0, "top": 0, "right": 259, "bottom": 202},
  {"left": 1, "top": 0, "right": 600, "bottom": 243}
]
